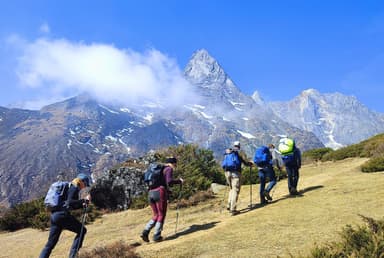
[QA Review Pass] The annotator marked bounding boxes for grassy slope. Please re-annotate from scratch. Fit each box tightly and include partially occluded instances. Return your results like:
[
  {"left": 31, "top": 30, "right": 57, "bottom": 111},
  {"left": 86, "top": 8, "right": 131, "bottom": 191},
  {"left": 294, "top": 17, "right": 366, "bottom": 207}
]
[{"left": 1, "top": 158, "right": 383, "bottom": 258}]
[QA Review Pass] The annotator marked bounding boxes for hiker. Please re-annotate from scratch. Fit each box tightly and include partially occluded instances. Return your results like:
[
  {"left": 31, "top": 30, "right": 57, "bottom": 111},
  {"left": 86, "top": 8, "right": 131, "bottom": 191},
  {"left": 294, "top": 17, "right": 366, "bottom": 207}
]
[
  {"left": 278, "top": 137, "right": 302, "bottom": 195},
  {"left": 39, "top": 173, "right": 91, "bottom": 258},
  {"left": 268, "top": 144, "right": 283, "bottom": 171},
  {"left": 222, "top": 141, "right": 253, "bottom": 216},
  {"left": 140, "top": 157, "right": 183, "bottom": 242},
  {"left": 254, "top": 146, "right": 277, "bottom": 205}
]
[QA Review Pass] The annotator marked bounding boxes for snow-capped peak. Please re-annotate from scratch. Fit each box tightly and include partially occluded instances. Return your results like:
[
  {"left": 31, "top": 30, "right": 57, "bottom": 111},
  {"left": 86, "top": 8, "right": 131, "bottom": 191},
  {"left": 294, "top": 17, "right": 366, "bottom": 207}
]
[
  {"left": 251, "top": 90, "right": 264, "bottom": 104},
  {"left": 184, "top": 49, "right": 227, "bottom": 85}
]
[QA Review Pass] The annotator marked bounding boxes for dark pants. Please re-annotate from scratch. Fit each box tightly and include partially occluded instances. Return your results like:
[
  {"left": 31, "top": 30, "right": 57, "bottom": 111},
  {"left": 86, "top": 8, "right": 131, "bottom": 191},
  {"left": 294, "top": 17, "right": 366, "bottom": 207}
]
[
  {"left": 258, "top": 165, "right": 277, "bottom": 196},
  {"left": 286, "top": 166, "right": 300, "bottom": 192},
  {"left": 39, "top": 211, "right": 87, "bottom": 258}
]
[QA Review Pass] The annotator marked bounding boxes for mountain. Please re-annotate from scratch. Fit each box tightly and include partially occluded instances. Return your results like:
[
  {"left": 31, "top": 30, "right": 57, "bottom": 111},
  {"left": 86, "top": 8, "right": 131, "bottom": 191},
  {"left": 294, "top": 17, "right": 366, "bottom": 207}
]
[
  {"left": 0, "top": 49, "right": 324, "bottom": 206},
  {"left": 269, "top": 89, "right": 384, "bottom": 149}
]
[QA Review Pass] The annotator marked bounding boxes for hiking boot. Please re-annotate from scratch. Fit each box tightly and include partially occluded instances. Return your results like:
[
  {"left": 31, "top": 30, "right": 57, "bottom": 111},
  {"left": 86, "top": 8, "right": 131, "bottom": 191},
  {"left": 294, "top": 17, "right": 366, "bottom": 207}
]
[
  {"left": 231, "top": 210, "right": 240, "bottom": 216},
  {"left": 264, "top": 190, "right": 272, "bottom": 201},
  {"left": 140, "top": 230, "right": 149, "bottom": 242},
  {"left": 290, "top": 188, "right": 298, "bottom": 195},
  {"left": 260, "top": 197, "right": 268, "bottom": 205},
  {"left": 153, "top": 235, "right": 163, "bottom": 242}
]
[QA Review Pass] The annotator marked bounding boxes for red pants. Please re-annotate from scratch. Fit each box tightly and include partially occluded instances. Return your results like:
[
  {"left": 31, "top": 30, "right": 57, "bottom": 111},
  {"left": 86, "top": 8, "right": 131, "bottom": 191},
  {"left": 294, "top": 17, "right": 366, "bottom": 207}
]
[{"left": 149, "top": 186, "right": 168, "bottom": 223}]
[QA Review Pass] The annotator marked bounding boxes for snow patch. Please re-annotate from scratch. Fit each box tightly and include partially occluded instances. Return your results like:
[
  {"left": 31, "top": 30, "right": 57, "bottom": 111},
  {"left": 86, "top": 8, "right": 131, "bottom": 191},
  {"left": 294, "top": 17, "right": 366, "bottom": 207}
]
[
  {"left": 120, "top": 108, "right": 131, "bottom": 113},
  {"left": 67, "top": 139, "right": 72, "bottom": 149},
  {"left": 99, "top": 104, "right": 119, "bottom": 114},
  {"left": 237, "top": 130, "right": 256, "bottom": 139},
  {"left": 242, "top": 117, "right": 249, "bottom": 121},
  {"left": 143, "top": 113, "right": 154, "bottom": 122},
  {"left": 200, "top": 112, "right": 213, "bottom": 119},
  {"left": 229, "top": 101, "right": 246, "bottom": 106},
  {"left": 105, "top": 135, "right": 118, "bottom": 142}
]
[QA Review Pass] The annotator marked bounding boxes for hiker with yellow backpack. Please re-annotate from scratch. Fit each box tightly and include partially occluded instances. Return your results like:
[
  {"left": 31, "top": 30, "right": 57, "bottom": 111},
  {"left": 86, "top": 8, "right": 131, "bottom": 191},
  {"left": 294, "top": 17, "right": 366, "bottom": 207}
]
[{"left": 278, "top": 137, "right": 301, "bottom": 195}]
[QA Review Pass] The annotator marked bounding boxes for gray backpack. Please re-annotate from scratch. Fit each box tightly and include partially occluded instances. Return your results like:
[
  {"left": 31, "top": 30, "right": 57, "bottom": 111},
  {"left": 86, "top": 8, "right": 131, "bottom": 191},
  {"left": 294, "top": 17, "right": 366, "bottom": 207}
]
[{"left": 44, "top": 181, "right": 70, "bottom": 210}]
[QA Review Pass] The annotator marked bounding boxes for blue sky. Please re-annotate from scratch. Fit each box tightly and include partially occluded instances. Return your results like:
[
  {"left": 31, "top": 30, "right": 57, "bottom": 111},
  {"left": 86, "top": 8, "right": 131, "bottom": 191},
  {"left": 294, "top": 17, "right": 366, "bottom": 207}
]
[{"left": 1, "top": 1, "right": 384, "bottom": 112}]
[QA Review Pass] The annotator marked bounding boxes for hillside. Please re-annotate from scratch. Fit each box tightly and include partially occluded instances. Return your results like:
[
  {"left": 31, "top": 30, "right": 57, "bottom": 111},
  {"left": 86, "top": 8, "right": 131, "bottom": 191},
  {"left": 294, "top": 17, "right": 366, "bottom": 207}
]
[{"left": 1, "top": 158, "right": 383, "bottom": 257}]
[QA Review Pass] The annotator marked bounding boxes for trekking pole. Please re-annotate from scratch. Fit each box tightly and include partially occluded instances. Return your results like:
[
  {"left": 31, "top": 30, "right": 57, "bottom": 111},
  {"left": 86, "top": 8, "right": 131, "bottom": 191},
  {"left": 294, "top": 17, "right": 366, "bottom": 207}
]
[
  {"left": 75, "top": 205, "right": 88, "bottom": 258},
  {"left": 249, "top": 166, "right": 252, "bottom": 208},
  {"left": 175, "top": 184, "right": 182, "bottom": 234}
]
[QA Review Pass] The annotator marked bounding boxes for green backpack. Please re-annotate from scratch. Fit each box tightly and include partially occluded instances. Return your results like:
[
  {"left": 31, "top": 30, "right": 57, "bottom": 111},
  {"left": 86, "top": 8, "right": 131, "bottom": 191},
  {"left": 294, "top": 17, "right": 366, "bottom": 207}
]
[{"left": 278, "top": 138, "right": 295, "bottom": 155}]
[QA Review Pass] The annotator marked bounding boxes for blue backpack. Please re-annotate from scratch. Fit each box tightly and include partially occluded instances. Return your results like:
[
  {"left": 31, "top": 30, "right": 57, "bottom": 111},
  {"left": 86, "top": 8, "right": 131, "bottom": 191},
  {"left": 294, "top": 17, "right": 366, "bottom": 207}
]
[
  {"left": 222, "top": 150, "right": 241, "bottom": 171},
  {"left": 44, "top": 181, "right": 70, "bottom": 211},
  {"left": 143, "top": 163, "right": 166, "bottom": 189},
  {"left": 253, "top": 146, "right": 271, "bottom": 167}
]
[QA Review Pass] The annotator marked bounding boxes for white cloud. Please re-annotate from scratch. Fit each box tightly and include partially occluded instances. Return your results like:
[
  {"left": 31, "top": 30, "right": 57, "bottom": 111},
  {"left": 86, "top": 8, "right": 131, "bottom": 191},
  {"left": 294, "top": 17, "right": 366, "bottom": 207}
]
[
  {"left": 14, "top": 37, "right": 196, "bottom": 108},
  {"left": 39, "top": 23, "right": 50, "bottom": 34}
]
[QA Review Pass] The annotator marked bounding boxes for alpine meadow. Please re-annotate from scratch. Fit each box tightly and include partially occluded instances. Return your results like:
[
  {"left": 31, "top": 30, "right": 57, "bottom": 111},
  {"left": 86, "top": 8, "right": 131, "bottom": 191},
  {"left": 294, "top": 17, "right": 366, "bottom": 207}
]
[{"left": 1, "top": 135, "right": 384, "bottom": 257}]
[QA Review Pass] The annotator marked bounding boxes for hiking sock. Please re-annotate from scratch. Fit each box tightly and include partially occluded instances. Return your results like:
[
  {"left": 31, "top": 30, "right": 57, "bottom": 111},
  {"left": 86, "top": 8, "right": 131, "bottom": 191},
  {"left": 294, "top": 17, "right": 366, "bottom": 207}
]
[{"left": 153, "top": 222, "right": 163, "bottom": 242}]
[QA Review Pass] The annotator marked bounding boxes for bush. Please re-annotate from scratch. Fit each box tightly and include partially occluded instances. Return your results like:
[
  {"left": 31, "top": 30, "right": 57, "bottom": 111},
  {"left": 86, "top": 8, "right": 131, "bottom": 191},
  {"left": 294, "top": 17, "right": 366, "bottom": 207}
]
[
  {"left": 0, "top": 197, "right": 48, "bottom": 231},
  {"left": 322, "top": 143, "right": 366, "bottom": 161},
  {"left": 157, "top": 144, "right": 226, "bottom": 201},
  {"left": 303, "top": 148, "right": 333, "bottom": 162},
  {"left": 305, "top": 215, "right": 384, "bottom": 257},
  {"left": 172, "top": 190, "right": 215, "bottom": 209},
  {"left": 361, "top": 156, "right": 384, "bottom": 172},
  {"left": 78, "top": 240, "right": 139, "bottom": 258},
  {"left": 0, "top": 197, "right": 101, "bottom": 232}
]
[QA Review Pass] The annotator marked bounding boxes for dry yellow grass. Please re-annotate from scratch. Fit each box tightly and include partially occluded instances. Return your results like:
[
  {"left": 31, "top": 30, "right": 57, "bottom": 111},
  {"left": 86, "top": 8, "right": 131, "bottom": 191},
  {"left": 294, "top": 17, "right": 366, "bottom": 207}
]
[{"left": 1, "top": 158, "right": 383, "bottom": 258}]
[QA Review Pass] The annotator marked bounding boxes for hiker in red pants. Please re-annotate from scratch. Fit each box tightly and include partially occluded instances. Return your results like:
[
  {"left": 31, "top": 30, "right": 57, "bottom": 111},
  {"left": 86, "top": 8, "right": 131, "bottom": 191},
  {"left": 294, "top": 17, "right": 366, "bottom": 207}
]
[{"left": 140, "top": 157, "right": 183, "bottom": 242}]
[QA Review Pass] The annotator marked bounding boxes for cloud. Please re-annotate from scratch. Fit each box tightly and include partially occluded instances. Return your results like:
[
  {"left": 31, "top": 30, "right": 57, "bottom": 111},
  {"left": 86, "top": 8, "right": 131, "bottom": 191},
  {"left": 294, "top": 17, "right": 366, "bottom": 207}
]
[
  {"left": 14, "top": 37, "right": 196, "bottom": 108},
  {"left": 39, "top": 23, "right": 50, "bottom": 34}
]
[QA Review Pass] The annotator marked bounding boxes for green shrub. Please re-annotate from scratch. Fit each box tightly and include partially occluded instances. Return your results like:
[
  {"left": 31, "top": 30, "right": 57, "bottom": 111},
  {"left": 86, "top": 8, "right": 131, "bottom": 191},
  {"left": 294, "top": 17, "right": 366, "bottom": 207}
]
[
  {"left": 303, "top": 148, "right": 333, "bottom": 162},
  {"left": 0, "top": 197, "right": 101, "bottom": 232},
  {"left": 157, "top": 144, "right": 226, "bottom": 201},
  {"left": 129, "top": 193, "right": 149, "bottom": 210},
  {"left": 361, "top": 156, "right": 384, "bottom": 172},
  {"left": 322, "top": 143, "right": 366, "bottom": 161},
  {"left": 0, "top": 197, "right": 47, "bottom": 231},
  {"left": 305, "top": 215, "right": 384, "bottom": 257}
]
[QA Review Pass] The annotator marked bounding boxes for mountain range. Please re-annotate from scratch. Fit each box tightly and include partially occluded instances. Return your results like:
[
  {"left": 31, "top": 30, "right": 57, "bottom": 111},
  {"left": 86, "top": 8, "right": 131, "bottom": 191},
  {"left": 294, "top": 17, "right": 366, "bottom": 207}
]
[{"left": 1, "top": 49, "right": 383, "bottom": 206}]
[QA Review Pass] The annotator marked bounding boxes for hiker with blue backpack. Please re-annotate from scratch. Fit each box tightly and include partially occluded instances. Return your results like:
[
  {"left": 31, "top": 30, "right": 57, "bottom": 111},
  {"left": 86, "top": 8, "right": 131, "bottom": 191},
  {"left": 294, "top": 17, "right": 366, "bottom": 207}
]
[
  {"left": 222, "top": 141, "right": 253, "bottom": 216},
  {"left": 253, "top": 145, "right": 277, "bottom": 205},
  {"left": 140, "top": 157, "right": 183, "bottom": 242},
  {"left": 278, "top": 137, "right": 301, "bottom": 195},
  {"left": 39, "top": 173, "right": 91, "bottom": 258}
]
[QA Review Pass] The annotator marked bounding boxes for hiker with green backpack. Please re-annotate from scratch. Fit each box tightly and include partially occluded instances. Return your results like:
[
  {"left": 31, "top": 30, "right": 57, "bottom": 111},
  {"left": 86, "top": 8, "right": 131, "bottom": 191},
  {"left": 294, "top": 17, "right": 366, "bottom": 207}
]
[
  {"left": 278, "top": 137, "right": 302, "bottom": 195},
  {"left": 222, "top": 141, "right": 253, "bottom": 216},
  {"left": 39, "top": 173, "right": 92, "bottom": 258}
]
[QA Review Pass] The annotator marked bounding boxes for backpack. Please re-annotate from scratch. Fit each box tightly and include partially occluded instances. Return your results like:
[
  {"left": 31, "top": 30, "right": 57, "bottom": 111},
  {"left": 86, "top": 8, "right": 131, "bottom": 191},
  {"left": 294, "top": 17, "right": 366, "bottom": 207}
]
[
  {"left": 44, "top": 181, "right": 70, "bottom": 211},
  {"left": 278, "top": 138, "right": 295, "bottom": 155},
  {"left": 222, "top": 150, "right": 241, "bottom": 171},
  {"left": 143, "top": 163, "right": 166, "bottom": 188},
  {"left": 253, "top": 146, "right": 271, "bottom": 167}
]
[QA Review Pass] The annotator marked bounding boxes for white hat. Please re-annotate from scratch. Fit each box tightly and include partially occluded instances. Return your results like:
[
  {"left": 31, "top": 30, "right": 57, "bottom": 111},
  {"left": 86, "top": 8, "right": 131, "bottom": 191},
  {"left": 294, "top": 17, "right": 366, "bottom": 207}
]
[{"left": 233, "top": 141, "right": 240, "bottom": 147}]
